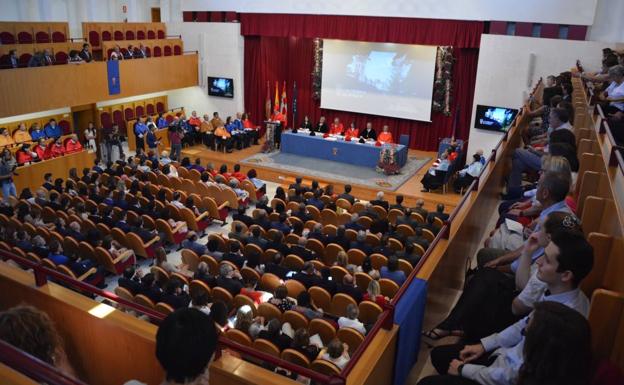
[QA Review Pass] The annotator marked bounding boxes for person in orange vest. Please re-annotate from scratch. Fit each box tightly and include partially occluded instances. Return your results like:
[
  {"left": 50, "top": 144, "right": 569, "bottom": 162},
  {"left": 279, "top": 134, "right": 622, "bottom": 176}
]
[
  {"left": 378, "top": 125, "right": 394, "bottom": 143},
  {"left": 329, "top": 117, "right": 344, "bottom": 135},
  {"left": 65, "top": 134, "right": 83, "bottom": 154},
  {"left": 214, "top": 123, "right": 233, "bottom": 153},
  {"left": 12, "top": 123, "right": 32, "bottom": 144}
]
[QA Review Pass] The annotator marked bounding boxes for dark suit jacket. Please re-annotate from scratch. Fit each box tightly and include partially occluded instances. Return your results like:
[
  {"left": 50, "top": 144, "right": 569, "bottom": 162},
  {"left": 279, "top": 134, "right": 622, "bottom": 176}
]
[
  {"left": 307, "top": 231, "right": 328, "bottom": 245},
  {"left": 233, "top": 213, "right": 255, "bottom": 227},
  {"left": 223, "top": 252, "right": 245, "bottom": 269},
  {"left": 370, "top": 200, "right": 389, "bottom": 211},
  {"left": 118, "top": 277, "right": 142, "bottom": 294},
  {"left": 325, "top": 235, "right": 350, "bottom": 251},
  {"left": 413, "top": 207, "right": 428, "bottom": 219},
  {"left": 266, "top": 241, "right": 291, "bottom": 256},
  {"left": 292, "top": 272, "right": 323, "bottom": 289},
  {"left": 315, "top": 123, "right": 328, "bottom": 133},
  {"left": 290, "top": 245, "right": 315, "bottom": 261},
  {"left": 216, "top": 276, "right": 244, "bottom": 296},
  {"left": 337, "top": 193, "right": 355, "bottom": 205},
  {"left": 361, "top": 128, "right": 377, "bottom": 140},
  {"left": 389, "top": 203, "right": 406, "bottom": 212},
  {"left": 79, "top": 50, "right": 93, "bottom": 62},
  {"left": 336, "top": 284, "right": 363, "bottom": 302},
  {"left": 247, "top": 236, "right": 268, "bottom": 250},
  {"left": 349, "top": 241, "right": 373, "bottom": 256},
  {"left": 141, "top": 285, "right": 163, "bottom": 303},
  {"left": 162, "top": 293, "right": 191, "bottom": 310},
  {"left": 255, "top": 203, "right": 273, "bottom": 215},
  {"left": 373, "top": 245, "right": 395, "bottom": 258},
  {"left": 258, "top": 330, "right": 293, "bottom": 351},
  {"left": 270, "top": 221, "right": 291, "bottom": 235},
  {"left": 344, "top": 222, "right": 365, "bottom": 232},
  {"left": 265, "top": 263, "right": 291, "bottom": 280}
]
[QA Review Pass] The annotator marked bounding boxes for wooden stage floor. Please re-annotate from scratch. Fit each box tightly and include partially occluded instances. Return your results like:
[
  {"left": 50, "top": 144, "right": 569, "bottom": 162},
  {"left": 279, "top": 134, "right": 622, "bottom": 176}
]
[{"left": 181, "top": 142, "right": 461, "bottom": 212}]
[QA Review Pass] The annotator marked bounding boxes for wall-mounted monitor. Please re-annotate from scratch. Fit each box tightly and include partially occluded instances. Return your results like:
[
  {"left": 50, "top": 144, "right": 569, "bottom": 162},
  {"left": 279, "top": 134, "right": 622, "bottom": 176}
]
[
  {"left": 208, "top": 77, "right": 234, "bottom": 98},
  {"left": 474, "top": 104, "right": 518, "bottom": 132}
]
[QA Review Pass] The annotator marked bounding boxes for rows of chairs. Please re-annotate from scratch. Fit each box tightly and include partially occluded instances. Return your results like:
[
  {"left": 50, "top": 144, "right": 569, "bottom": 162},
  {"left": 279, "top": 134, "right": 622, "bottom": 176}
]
[
  {"left": 0, "top": 41, "right": 84, "bottom": 68},
  {"left": 98, "top": 96, "right": 170, "bottom": 130},
  {"left": 0, "top": 21, "right": 69, "bottom": 45},
  {"left": 102, "top": 39, "right": 183, "bottom": 59},
  {"left": 83, "top": 22, "right": 166, "bottom": 50}
]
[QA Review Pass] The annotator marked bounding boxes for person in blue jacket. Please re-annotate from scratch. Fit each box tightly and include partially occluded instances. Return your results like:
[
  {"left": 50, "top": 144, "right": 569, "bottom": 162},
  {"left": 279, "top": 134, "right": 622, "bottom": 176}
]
[
  {"left": 43, "top": 119, "right": 62, "bottom": 139},
  {"left": 134, "top": 118, "right": 149, "bottom": 154}
]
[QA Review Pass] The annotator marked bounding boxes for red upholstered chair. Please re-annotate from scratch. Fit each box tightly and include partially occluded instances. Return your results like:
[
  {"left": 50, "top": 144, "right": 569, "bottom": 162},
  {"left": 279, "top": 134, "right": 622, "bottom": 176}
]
[
  {"left": 146, "top": 103, "right": 155, "bottom": 115},
  {"left": 120, "top": 48, "right": 129, "bottom": 57},
  {"left": 17, "top": 31, "right": 34, "bottom": 44},
  {"left": 157, "top": 29, "right": 165, "bottom": 39},
  {"left": 100, "top": 112, "right": 112, "bottom": 128},
  {"left": 18, "top": 53, "right": 31, "bottom": 67},
  {"left": 112, "top": 110, "right": 125, "bottom": 130},
  {"left": 52, "top": 31, "right": 66, "bottom": 43},
  {"left": 0, "top": 32, "right": 15, "bottom": 44},
  {"left": 135, "top": 105, "right": 145, "bottom": 119},
  {"left": 102, "top": 30, "right": 112, "bottom": 41},
  {"left": 153, "top": 46, "right": 162, "bottom": 57},
  {"left": 107, "top": 48, "right": 114, "bottom": 59},
  {"left": 173, "top": 45, "right": 182, "bottom": 55},
  {"left": 147, "top": 30, "right": 156, "bottom": 39},
  {"left": 59, "top": 120, "right": 71, "bottom": 135},
  {"left": 124, "top": 107, "right": 134, "bottom": 121},
  {"left": 163, "top": 46, "right": 172, "bottom": 56},
  {"left": 156, "top": 102, "right": 165, "bottom": 113},
  {"left": 136, "top": 30, "right": 145, "bottom": 39},
  {"left": 144, "top": 46, "right": 151, "bottom": 57},
  {"left": 114, "top": 30, "right": 124, "bottom": 40},
  {"left": 35, "top": 31, "right": 50, "bottom": 43},
  {"left": 125, "top": 30, "right": 135, "bottom": 40},
  {"left": 54, "top": 51, "right": 68, "bottom": 65}
]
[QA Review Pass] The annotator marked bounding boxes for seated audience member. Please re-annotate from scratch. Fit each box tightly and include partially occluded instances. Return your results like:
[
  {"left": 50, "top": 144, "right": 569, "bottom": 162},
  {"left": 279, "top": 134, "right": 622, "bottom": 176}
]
[
  {"left": 154, "top": 247, "right": 180, "bottom": 274},
  {"left": 329, "top": 117, "right": 344, "bottom": 135},
  {"left": 0, "top": 128, "right": 15, "bottom": 147},
  {"left": 380, "top": 256, "right": 406, "bottom": 286},
  {"left": 16, "top": 144, "right": 37, "bottom": 165},
  {"left": 370, "top": 191, "right": 389, "bottom": 211},
  {"left": 421, "top": 150, "right": 451, "bottom": 192},
  {"left": 292, "top": 261, "right": 323, "bottom": 289},
  {"left": 44, "top": 119, "right": 62, "bottom": 139},
  {"left": 349, "top": 231, "right": 373, "bottom": 255},
  {"left": 232, "top": 207, "right": 254, "bottom": 227},
  {"left": 182, "top": 231, "right": 207, "bottom": 256},
  {"left": 12, "top": 123, "right": 31, "bottom": 143},
  {"left": 420, "top": 230, "right": 593, "bottom": 385},
  {"left": 412, "top": 198, "right": 428, "bottom": 219},
  {"left": 418, "top": 301, "right": 592, "bottom": 385},
  {"left": 360, "top": 122, "right": 377, "bottom": 141},
  {"left": 270, "top": 212, "right": 291, "bottom": 235},
  {"left": 161, "top": 278, "right": 191, "bottom": 310},
  {"left": 0, "top": 306, "right": 76, "bottom": 377},
  {"left": 30, "top": 123, "right": 45, "bottom": 141},
  {"left": 189, "top": 286, "right": 212, "bottom": 316},
  {"left": 222, "top": 241, "right": 245, "bottom": 269},
  {"left": 79, "top": 43, "right": 93, "bottom": 62},
  {"left": 429, "top": 204, "right": 449, "bottom": 222},
  {"left": 216, "top": 263, "right": 244, "bottom": 296},
  {"left": 389, "top": 194, "right": 407, "bottom": 212},
  {"left": 48, "top": 137, "right": 65, "bottom": 158},
  {"left": 321, "top": 339, "right": 351, "bottom": 370},
  {"left": 65, "top": 134, "right": 83, "bottom": 154},
  {"left": 269, "top": 285, "right": 296, "bottom": 312},
  {"left": 118, "top": 266, "right": 142, "bottom": 294},
  {"left": 110, "top": 45, "right": 123, "bottom": 60},
  {"left": 257, "top": 318, "right": 293, "bottom": 350},
  {"left": 377, "top": 125, "right": 393, "bottom": 143},
  {"left": 239, "top": 276, "right": 263, "bottom": 304},
  {"left": 338, "top": 304, "right": 367, "bottom": 335},
  {"left": 47, "top": 240, "right": 69, "bottom": 266},
  {"left": 338, "top": 184, "right": 356, "bottom": 204},
  {"left": 264, "top": 252, "right": 289, "bottom": 279},
  {"left": 234, "top": 305, "right": 264, "bottom": 338},
  {"left": 336, "top": 274, "right": 364, "bottom": 303},
  {"left": 362, "top": 280, "right": 388, "bottom": 307},
  {"left": 290, "top": 236, "right": 316, "bottom": 261},
  {"left": 246, "top": 226, "right": 268, "bottom": 250},
  {"left": 138, "top": 273, "right": 162, "bottom": 303},
  {"left": 291, "top": 328, "right": 321, "bottom": 362},
  {"left": 292, "top": 291, "right": 324, "bottom": 319},
  {"left": 155, "top": 308, "right": 218, "bottom": 385},
  {"left": 454, "top": 153, "right": 484, "bottom": 193}
]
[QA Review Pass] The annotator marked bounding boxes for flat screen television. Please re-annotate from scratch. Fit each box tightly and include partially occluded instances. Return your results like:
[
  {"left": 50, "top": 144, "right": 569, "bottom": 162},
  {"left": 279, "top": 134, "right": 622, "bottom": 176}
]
[
  {"left": 208, "top": 77, "right": 234, "bottom": 98},
  {"left": 474, "top": 105, "right": 519, "bottom": 132}
]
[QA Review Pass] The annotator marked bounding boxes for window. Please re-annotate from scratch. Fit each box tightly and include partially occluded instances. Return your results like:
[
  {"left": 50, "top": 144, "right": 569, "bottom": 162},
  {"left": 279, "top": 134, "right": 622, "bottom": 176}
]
[{"left": 506, "top": 22, "right": 516, "bottom": 36}]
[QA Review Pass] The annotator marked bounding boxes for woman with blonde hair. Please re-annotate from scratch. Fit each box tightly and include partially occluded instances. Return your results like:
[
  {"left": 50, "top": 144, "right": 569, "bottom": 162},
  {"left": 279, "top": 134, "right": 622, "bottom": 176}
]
[{"left": 362, "top": 279, "right": 388, "bottom": 307}]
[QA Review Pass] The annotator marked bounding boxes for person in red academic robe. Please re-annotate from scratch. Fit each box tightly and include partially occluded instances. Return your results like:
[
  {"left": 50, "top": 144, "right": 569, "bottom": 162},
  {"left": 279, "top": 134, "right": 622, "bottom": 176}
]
[
  {"left": 344, "top": 122, "right": 359, "bottom": 139},
  {"left": 16, "top": 144, "right": 35, "bottom": 165},
  {"left": 377, "top": 125, "right": 394, "bottom": 143},
  {"left": 33, "top": 138, "right": 50, "bottom": 160},
  {"left": 65, "top": 134, "right": 83, "bottom": 154},
  {"left": 329, "top": 117, "right": 344, "bottom": 135},
  {"left": 48, "top": 137, "right": 66, "bottom": 158}
]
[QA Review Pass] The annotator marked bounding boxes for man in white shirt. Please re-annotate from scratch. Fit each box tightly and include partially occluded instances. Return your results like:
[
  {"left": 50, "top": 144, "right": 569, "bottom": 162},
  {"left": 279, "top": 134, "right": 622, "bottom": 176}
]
[
  {"left": 418, "top": 229, "right": 593, "bottom": 385},
  {"left": 337, "top": 304, "right": 367, "bottom": 335}
]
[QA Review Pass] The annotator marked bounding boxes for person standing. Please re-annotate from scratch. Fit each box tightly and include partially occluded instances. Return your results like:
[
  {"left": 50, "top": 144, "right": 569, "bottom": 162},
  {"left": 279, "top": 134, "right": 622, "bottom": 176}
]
[
  {"left": 0, "top": 149, "right": 17, "bottom": 202},
  {"left": 134, "top": 117, "right": 148, "bottom": 154},
  {"left": 147, "top": 125, "right": 160, "bottom": 157},
  {"left": 84, "top": 122, "right": 97, "bottom": 151},
  {"left": 169, "top": 126, "right": 183, "bottom": 161}
]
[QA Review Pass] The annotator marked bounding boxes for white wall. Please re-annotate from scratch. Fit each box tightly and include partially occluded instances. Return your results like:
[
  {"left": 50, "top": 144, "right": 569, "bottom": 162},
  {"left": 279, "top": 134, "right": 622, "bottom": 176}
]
[
  {"left": 467, "top": 34, "right": 610, "bottom": 158},
  {"left": 165, "top": 22, "right": 245, "bottom": 118},
  {"left": 181, "top": 0, "right": 598, "bottom": 25},
  {"left": 588, "top": 0, "right": 624, "bottom": 43},
  {"left": 0, "top": 107, "right": 71, "bottom": 125}
]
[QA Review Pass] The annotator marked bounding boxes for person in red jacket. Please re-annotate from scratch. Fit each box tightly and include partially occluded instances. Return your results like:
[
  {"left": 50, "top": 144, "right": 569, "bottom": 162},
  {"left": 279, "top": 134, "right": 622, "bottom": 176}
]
[
  {"left": 329, "top": 117, "right": 344, "bottom": 135},
  {"left": 230, "top": 163, "right": 247, "bottom": 182},
  {"left": 64, "top": 134, "right": 83, "bottom": 154},
  {"left": 33, "top": 138, "right": 50, "bottom": 160},
  {"left": 48, "top": 137, "right": 65, "bottom": 158},
  {"left": 344, "top": 122, "right": 359, "bottom": 139},
  {"left": 15, "top": 144, "right": 36, "bottom": 165}
]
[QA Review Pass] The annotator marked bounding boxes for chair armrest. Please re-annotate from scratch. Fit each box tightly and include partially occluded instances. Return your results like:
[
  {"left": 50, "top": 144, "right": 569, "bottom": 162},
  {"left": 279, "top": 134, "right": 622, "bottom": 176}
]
[
  {"left": 217, "top": 202, "right": 228, "bottom": 210},
  {"left": 196, "top": 211, "right": 209, "bottom": 221},
  {"left": 144, "top": 236, "right": 161, "bottom": 248},
  {"left": 172, "top": 222, "right": 186, "bottom": 233},
  {"left": 77, "top": 267, "right": 97, "bottom": 281},
  {"left": 112, "top": 249, "right": 134, "bottom": 264}
]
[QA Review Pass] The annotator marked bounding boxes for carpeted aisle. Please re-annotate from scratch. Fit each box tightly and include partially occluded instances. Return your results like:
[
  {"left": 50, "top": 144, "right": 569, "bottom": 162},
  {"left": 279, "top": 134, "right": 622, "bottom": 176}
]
[{"left": 242, "top": 152, "right": 431, "bottom": 191}]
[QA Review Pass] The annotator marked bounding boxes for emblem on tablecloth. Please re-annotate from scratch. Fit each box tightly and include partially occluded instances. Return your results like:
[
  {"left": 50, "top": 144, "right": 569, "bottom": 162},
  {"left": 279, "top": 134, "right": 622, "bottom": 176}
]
[{"left": 332, "top": 147, "right": 338, "bottom": 156}]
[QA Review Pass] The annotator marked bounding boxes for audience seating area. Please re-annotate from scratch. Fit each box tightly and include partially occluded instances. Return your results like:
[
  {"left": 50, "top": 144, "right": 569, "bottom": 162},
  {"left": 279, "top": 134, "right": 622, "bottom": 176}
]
[
  {"left": 82, "top": 22, "right": 166, "bottom": 50},
  {"left": 102, "top": 38, "right": 183, "bottom": 59},
  {"left": 98, "top": 95, "right": 168, "bottom": 131},
  {"left": 0, "top": 41, "right": 85, "bottom": 68},
  {"left": 0, "top": 21, "right": 69, "bottom": 45}
]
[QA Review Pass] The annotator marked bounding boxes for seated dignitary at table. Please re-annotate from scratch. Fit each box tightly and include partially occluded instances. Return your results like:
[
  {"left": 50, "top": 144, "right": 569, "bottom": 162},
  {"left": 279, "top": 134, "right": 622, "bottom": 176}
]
[
  {"left": 377, "top": 125, "right": 393, "bottom": 143},
  {"left": 299, "top": 115, "right": 313, "bottom": 130},
  {"left": 360, "top": 122, "right": 377, "bottom": 141},
  {"left": 329, "top": 117, "right": 344, "bottom": 135},
  {"left": 313, "top": 116, "right": 329, "bottom": 135}
]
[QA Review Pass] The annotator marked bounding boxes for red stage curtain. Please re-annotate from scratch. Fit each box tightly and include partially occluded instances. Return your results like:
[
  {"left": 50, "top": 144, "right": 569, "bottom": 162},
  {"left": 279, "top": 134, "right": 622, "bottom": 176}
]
[{"left": 241, "top": 14, "right": 483, "bottom": 151}]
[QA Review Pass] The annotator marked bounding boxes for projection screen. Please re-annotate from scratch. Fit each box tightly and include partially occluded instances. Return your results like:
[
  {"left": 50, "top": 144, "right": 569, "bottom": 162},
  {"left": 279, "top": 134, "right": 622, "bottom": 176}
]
[{"left": 320, "top": 39, "right": 437, "bottom": 122}]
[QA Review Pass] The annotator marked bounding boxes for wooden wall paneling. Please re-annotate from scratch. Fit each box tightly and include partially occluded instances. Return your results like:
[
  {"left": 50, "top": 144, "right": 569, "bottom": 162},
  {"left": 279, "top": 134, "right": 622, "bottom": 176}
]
[
  {"left": 0, "top": 54, "right": 199, "bottom": 118},
  {"left": 0, "top": 363, "right": 40, "bottom": 385},
  {"left": 13, "top": 151, "right": 95, "bottom": 192}
]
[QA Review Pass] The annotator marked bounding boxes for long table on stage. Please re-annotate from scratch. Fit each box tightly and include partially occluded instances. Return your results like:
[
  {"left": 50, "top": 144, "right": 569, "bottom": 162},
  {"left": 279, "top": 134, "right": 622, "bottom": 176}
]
[{"left": 280, "top": 131, "right": 408, "bottom": 168}]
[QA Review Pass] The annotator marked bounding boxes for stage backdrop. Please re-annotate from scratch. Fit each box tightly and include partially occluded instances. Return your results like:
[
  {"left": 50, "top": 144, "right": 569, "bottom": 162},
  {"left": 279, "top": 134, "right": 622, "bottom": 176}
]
[{"left": 242, "top": 13, "right": 483, "bottom": 151}]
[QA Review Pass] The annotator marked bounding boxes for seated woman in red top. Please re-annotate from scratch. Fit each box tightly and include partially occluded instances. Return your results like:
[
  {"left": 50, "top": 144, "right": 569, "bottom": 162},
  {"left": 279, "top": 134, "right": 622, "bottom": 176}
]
[
  {"left": 33, "top": 138, "right": 50, "bottom": 160},
  {"left": 377, "top": 125, "right": 393, "bottom": 143},
  {"left": 362, "top": 280, "right": 388, "bottom": 307},
  {"left": 329, "top": 117, "right": 344, "bottom": 135},
  {"left": 344, "top": 122, "right": 359, "bottom": 138},
  {"left": 242, "top": 112, "right": 258, "bottom": 129},
  {"left": 64, "top": 134, "right": 83, "bottom": 154},
  {"left": 16, "top": 144, "right": 36, "bottom": 165},
  {"left": 48, "top": 137, "right": 65, "bottom": 158}
]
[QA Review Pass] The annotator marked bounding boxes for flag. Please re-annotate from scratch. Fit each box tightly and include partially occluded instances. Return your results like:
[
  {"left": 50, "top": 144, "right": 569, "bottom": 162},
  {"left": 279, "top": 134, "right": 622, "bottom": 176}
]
[
  {"left": 292, "top": 81, "right": 298, "bottom": 127},
  {"left": 265, "top": 81, "right": 271, "bottom": 121},
  {"left": 274, "top": 81, "right": 280, "bottom": 115},
  {"left": 107, "top": 60, "right": 121, "bottom": 95},
  {"left": 280, "top": 81, "right": 288, "bottom": 126}
]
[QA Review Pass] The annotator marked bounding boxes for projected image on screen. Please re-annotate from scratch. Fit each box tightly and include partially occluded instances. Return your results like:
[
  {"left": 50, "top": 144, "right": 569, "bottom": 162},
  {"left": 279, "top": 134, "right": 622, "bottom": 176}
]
[
  {"left": 474, "top": 105, "right": 519, "bottom": 132},
  {"left": 321, "top": 39, "right": 437, "bottom": 122}
]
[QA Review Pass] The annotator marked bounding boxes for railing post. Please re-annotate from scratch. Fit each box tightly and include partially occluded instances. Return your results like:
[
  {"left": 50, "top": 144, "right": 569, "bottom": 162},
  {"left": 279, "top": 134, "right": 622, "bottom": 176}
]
[
  {"left": 33, "top": 267, "right": 48, "bottom": 287},
  {"left": 441, "top": 222, "right": 450, "bottom": 239},
  {"left": 381, "top": 305, "right": 394, "bottom": 330}
]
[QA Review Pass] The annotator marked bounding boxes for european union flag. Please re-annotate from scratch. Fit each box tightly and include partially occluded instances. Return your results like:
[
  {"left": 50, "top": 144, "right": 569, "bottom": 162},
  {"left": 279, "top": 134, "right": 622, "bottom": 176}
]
[{"left": 107, "top": 60, "right": 121, "bottom": 95}]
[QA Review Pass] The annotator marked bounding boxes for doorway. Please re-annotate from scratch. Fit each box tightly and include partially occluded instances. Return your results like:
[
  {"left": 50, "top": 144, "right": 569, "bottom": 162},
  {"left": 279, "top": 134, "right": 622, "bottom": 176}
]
[{"left": 151, "top": 7, "right": 161, "bottom": 22}]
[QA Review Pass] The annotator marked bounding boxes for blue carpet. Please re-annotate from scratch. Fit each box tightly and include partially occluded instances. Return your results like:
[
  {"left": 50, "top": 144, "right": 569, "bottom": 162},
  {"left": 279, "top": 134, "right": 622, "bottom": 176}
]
[{"left": 242, "top": 152, "right": 431, "bottom": 191}]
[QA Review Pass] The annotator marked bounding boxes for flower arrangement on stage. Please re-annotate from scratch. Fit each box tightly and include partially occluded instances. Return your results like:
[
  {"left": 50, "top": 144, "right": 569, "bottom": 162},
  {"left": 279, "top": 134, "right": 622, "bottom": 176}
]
[
  {"left": 432, "top": 46, "right": 454, "bottom": 116},
  {"left": 376, "top": 144, "right": 400, "bottom": 175},
  {"left": 311, "top": 38, "right": 323, "bottom": 100}
]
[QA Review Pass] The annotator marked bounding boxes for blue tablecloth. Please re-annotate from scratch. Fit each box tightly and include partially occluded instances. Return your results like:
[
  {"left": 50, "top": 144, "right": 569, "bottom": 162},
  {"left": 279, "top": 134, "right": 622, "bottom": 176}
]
[{"left": 280, "top": 131, "right": 408, "bottom": 168}]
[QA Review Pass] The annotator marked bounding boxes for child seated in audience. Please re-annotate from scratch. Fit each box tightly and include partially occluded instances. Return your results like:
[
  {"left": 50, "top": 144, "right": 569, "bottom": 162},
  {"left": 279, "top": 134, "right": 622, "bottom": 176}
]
[{"left": 321, "top": 339, "right": 351, "bottom": 370}]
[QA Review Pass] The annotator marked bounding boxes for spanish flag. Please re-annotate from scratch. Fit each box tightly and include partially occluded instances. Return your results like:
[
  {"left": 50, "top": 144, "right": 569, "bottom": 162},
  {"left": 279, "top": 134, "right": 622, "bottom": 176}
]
[{"left": 280, "top": 81, "right": 288, "bottom": 126}]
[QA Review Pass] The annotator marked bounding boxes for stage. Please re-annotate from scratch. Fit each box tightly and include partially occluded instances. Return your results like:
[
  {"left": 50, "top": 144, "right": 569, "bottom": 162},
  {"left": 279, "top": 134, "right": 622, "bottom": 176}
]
[{"left": 180, "top": 140, "right": 461, "bottom": 212}]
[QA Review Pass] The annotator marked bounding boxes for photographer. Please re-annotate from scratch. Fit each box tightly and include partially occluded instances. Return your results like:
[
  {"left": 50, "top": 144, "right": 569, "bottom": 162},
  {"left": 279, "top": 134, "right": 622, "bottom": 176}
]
[
  {"left": 168, "top": 124, "right": 184, "bottom": 161},
  {"left": 103, "top": 124, "right": 125, "bottom": 162},
  {"left": 0, "top": 148, "right": 18, "bottom": 202}
]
